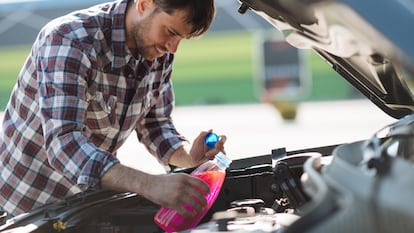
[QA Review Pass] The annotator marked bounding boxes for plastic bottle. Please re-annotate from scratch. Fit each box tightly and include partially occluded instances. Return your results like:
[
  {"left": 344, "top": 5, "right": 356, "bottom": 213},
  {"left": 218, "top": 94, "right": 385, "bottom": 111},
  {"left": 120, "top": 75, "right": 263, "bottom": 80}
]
[{"left": 154, "top": 133, "right": 232, "bottom": 232}]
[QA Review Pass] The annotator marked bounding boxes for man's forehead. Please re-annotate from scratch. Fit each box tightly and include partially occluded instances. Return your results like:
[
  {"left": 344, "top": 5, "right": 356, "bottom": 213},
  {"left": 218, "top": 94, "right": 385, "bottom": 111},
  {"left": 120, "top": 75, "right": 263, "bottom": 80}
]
[{"left": 163, "top": 8, "right": 194, "bottom": 38}]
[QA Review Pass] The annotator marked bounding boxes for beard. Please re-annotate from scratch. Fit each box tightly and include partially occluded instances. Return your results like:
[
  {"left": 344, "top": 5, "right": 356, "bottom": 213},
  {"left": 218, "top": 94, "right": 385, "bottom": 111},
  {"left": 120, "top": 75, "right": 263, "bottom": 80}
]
[{"left": 127, "top": 12, "right": 161, "bottom": 61}]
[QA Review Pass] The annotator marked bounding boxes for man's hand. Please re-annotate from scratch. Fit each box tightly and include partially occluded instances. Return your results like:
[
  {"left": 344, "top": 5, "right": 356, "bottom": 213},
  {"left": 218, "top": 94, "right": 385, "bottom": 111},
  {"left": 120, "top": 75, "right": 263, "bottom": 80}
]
[
  {"left": 191, "top": 130, "right": 227, "bottom": 163},
  {"left": 145, "top": 173, "right": 210, "bottom": 217},
  {"left": 101, "top": 164, "right": 210, "bottom": 217},
  {"left": 168, "top": 130, "right": 227, "bottom": 168}
]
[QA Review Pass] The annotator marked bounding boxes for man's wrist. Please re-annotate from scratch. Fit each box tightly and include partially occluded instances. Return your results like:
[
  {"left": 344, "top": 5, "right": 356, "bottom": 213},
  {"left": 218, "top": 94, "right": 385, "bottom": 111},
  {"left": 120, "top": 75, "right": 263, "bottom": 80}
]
[{"left": 167, "top": 145, "right": 194, "bottom": 168}]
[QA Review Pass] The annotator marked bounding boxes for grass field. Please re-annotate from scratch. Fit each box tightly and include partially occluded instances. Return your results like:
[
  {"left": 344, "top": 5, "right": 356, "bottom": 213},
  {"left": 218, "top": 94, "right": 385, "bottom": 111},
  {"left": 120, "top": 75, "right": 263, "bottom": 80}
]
[
  {"left": 0, "top": 31, "right": 354, "bottom": 110},
  {"left": 0, "top": 45, "right": 29, "bottom": 110}
]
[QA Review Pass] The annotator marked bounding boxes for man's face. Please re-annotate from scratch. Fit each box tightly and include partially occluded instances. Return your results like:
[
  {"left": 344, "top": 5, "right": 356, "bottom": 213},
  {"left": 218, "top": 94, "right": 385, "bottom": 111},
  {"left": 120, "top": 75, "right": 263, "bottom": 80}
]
[{"left": 127, "top": 5, "right": 194, "bottom": 61}]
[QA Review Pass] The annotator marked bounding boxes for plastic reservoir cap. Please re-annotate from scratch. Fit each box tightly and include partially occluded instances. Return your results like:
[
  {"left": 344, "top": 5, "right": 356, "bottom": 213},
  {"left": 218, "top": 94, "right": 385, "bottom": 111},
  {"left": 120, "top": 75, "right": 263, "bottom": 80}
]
[{"left": 205, "top": 132, "right": 219, "bottom": 148}]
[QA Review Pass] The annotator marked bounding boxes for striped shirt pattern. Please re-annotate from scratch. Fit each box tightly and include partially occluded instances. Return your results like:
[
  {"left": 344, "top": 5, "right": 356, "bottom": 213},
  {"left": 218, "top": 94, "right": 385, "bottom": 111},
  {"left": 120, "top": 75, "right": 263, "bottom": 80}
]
[{"left": 0, "top": 0, "right": 186, "bottom": 216}]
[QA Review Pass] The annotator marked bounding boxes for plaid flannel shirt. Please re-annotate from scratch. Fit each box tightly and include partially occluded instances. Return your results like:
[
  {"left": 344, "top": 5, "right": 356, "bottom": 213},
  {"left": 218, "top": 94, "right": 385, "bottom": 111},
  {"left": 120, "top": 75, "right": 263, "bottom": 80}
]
[{"left": 0, "top": 0, "right": 187, "bottom": 216}]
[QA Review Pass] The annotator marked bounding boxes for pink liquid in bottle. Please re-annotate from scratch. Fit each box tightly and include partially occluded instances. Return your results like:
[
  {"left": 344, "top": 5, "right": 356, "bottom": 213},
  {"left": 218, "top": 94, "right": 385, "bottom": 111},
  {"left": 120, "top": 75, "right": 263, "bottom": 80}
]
[{"left": 154, "top": 170, "right": 226, "bottom": 232}]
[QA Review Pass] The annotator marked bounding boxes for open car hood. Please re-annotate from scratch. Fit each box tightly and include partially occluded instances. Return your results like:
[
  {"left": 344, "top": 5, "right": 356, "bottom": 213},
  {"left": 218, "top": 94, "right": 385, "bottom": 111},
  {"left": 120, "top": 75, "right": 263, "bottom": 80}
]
[{"left": 237, "top": 0, "right": 414, "bottom": 119}]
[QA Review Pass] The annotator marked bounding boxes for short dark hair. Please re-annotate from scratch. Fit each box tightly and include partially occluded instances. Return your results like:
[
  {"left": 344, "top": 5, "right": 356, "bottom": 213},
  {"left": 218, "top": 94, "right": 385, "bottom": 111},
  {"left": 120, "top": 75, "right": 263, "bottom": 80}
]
[{"left": 154, "top": 0, "right": 215, "bottom": 37}]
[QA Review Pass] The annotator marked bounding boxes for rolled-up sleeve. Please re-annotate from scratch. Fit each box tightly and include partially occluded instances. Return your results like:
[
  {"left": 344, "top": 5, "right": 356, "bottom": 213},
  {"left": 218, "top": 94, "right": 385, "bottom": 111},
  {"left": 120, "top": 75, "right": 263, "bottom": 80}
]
[{"left": 38, "top": 35, "right": 119, "bottom": 190}]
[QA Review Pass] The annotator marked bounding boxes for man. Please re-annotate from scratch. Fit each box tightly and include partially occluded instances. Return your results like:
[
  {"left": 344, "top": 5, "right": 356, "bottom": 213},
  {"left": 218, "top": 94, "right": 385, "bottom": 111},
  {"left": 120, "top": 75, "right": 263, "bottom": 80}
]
[{"left": 0, "top": 0, "right": 226, "bottom": 218}]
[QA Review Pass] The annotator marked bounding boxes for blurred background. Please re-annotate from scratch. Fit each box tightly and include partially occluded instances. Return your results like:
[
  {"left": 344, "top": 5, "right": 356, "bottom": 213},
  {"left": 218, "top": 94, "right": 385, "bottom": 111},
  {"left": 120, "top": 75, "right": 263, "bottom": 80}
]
[
  {"left": 0, "top": 0, "right": 360, "bottom": 109},
  {"left": 0, "top": 0, "right": 395, "bottom": 173}
]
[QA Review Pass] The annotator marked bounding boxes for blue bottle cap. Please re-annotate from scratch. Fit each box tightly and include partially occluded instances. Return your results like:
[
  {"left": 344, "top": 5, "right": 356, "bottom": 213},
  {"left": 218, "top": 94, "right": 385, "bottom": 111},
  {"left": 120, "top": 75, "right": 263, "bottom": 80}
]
[{"left": 205, "top": 132, "right": 219, "bottom": 148}]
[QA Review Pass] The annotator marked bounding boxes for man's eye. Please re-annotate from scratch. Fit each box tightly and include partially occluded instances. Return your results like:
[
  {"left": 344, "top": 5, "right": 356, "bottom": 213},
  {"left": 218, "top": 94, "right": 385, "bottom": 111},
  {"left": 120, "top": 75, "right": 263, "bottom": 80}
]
[{"left": 168, "top": 29, "right": 175, "bottom": 36}]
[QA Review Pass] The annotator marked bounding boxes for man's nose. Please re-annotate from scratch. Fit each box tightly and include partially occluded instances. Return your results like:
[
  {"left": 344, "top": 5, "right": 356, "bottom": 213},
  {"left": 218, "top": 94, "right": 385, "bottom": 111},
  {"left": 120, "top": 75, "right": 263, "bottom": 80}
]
[{"left": 166, "top": 37, "right": 181, "bottom": 54}]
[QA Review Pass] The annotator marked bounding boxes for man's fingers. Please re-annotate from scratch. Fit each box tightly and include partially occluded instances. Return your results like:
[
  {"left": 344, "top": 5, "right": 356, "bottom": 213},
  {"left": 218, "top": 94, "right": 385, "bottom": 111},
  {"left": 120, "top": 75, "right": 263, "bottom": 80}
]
[{"left": 173, "top": 177, "right": 209, "bottom": 217}]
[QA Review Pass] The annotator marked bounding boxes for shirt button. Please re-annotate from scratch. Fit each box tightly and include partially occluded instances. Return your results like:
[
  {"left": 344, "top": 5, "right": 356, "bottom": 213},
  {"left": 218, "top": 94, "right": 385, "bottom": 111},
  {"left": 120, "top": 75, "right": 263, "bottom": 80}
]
[{"left": 104, "top": 106, "right": 112, "bottom": 113}]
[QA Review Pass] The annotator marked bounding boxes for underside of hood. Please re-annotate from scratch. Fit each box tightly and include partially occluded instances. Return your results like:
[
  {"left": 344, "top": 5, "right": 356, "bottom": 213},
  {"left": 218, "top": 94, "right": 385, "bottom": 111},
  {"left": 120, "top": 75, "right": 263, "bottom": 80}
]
[{"left": 237, "top": 0, "right": 414, "bottom": 119}]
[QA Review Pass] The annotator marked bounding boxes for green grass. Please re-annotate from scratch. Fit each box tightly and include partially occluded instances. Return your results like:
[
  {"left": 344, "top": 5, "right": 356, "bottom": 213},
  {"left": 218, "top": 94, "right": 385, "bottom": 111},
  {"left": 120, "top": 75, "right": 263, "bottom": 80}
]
[
  {"left": 0, "top": 45, "right": 30, "bottom": 110},
  {"left": 0, "top": 31, "right": 355, "bottom": 110},
  {"left": 172, "top": 31, "right": 256, "bottom": 105}
]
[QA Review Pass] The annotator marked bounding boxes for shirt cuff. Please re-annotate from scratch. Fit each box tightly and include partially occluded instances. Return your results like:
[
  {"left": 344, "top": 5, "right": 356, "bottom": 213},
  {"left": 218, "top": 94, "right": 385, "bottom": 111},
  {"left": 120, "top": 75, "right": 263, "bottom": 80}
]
[
  {"left": 76, "top": 150, "right": 120, "bottom": 191},
  {"left": 161, "top": 139, "right": 189, "bottom": 165}
]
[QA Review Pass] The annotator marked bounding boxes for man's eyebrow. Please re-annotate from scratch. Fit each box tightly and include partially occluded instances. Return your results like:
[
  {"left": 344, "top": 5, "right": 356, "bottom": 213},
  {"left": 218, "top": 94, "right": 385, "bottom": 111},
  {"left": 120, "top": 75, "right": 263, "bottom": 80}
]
[{"left": 170, "top": 27, "right": 190, "bottom": 39}]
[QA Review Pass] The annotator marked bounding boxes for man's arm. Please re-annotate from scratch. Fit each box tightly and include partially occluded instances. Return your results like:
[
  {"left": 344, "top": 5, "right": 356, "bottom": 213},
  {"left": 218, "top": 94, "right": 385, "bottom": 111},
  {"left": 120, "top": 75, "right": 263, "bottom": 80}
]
[{"left": 101, "top": 163, "right": 209, "bottom": 217}]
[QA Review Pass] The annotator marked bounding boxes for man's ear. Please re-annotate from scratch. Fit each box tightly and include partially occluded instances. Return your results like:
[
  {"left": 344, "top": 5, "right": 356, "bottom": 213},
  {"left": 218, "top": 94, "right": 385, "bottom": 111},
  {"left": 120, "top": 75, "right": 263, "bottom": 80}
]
[{"left": 136, "top": 0, "right": 154, "bottom": 15}]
